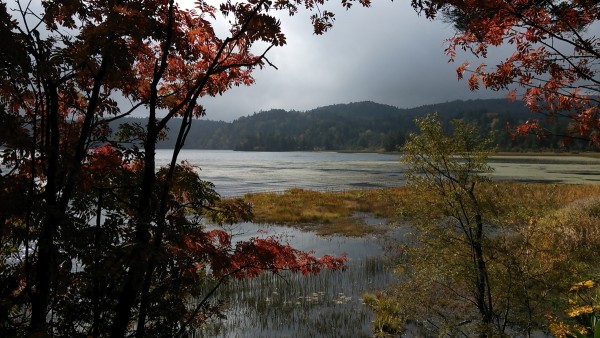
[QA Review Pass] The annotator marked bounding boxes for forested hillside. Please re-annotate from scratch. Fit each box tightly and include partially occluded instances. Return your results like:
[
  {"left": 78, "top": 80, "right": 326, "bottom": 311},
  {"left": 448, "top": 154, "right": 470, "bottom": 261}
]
[{"left": 114, "top": 99, "right": 586, "bottom": 151}]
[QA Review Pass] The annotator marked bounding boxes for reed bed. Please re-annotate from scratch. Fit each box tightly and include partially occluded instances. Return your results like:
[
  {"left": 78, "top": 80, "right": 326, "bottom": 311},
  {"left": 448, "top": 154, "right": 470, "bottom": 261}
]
[
  {"left": 243, "top": 187, "right": 410, "bottom": 236},
  {"left": 197, "top": 255, "right": 392, "bottom": 337},
  {"left": 208, "top": 182, "right": 600, "bottom": 337},
  {"left": 243, "top": 183, "right": 600, "bottom": 228}
]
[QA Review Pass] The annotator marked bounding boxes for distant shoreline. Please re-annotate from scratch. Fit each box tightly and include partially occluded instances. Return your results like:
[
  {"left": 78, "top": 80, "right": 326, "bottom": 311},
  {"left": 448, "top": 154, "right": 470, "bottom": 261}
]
[
  {"left": 304, "top": 149, "right": 600, "bottom": 159},
  {"left": 493, "top": 151, "right": 600, "bottom": 158},
  {"left": 352, "top": 150, "right": 600, "bottom": 158},
  {"left": 171, "top": 148, "right": 600, "bottom": 158}
]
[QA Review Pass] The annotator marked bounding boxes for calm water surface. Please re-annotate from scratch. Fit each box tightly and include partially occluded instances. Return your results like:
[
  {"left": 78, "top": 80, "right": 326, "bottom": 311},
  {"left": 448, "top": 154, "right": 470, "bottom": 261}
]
[
  {"left": 156, "top": 150, "right": 403, "bottom": 196},
  {"left": 157, "top": 150, "right": 600, "bottom": 196},
  {"left": 156, "top": 150, "right": 408, "bottom": 336}
]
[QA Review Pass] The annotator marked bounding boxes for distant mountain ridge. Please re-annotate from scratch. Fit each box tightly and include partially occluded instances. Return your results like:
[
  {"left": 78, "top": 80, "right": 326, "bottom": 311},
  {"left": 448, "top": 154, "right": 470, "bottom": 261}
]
[{"left": 113, "top": 99, "right": 582, "bottom": 152}]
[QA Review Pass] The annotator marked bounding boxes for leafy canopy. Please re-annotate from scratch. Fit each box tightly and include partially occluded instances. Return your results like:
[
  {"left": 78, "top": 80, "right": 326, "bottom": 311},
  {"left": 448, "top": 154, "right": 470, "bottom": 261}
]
[
  {"left": 0, "top": 0, "right": 368, "bottom": 336},
  {"left": 412, "top": 0, "right": 600, "bottom": 146}
]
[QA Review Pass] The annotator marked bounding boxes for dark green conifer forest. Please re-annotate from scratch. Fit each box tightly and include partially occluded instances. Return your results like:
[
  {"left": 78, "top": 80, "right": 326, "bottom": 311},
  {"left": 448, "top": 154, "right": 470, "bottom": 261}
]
[{"left": 139, "top": 99, "right": 587, "bottom": 152}]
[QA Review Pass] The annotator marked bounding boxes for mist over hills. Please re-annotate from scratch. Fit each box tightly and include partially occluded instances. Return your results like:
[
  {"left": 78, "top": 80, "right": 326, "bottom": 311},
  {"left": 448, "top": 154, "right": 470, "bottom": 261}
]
[{"left": 114, "top": 99, "right": 583, "bottom": 152}]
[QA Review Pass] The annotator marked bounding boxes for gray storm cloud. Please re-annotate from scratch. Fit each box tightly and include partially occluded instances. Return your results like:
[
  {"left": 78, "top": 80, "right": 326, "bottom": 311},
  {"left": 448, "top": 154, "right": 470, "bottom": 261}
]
[{"left": 199, "top": 0, "right": 506, "bottom": 121}]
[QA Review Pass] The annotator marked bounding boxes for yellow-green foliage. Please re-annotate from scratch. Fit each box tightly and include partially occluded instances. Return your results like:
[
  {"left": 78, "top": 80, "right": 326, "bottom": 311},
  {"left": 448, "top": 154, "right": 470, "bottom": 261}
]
[
  {"left": 363, "top": 292, "right": 405, "bottom": 337},
  {"left": 393, "top": 183, "right": 600, "bottom": 336},
  {"left": 539, "top": 195, "right": 600, "bottom": 261},
  {"left": 235, "top": 182, "right": 600, "bottom": 334},
  {"left": 548, "top": 280, "right": 600, "bottom": 338}
]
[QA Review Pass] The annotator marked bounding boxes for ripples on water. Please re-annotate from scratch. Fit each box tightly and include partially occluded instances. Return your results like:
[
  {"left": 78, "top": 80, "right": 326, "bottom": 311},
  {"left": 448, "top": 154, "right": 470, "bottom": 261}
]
[
  {"left": 156, "top": 150, "right": 600, "bottom": 196},
  {"left": 156, "top": 150, "right": 404, "bottom": 196}
]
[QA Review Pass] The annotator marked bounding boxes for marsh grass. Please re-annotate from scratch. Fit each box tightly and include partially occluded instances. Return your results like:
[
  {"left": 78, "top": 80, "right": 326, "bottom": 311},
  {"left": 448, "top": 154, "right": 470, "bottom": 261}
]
[
  {"left": 306, "top": 217, "right": 387, "bottom": 237},
  {"left": 242, "top": 187, "right": 411, "bottom": 236},
  {"left": 212, "top": 182, "right": 600, "bottom": 336},
  {"left": 240, "top": 183, "right": 600, "bottom": 238},
  {"left": 198, "top": 253, "right": 392, "bottom": 337},
  {"left": 539, "top": 195, "right": 600, "bottom": 258}
]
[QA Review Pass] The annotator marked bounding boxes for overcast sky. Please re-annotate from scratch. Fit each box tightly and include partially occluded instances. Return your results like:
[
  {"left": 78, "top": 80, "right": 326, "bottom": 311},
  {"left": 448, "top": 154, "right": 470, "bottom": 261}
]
[{"left": 184, "top": 0, "right": 508, "bottom": 122}]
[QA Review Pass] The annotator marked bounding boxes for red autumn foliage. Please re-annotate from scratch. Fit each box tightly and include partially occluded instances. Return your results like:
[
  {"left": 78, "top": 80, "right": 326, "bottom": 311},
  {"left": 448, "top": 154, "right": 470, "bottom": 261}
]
[
  {"left": 183, "top": 229, "right": 346, "bottom": 279},
  {"left": 0, "top": 0, "right": 365, "bottom": 335},
  {"left": 412, "top": 0, "right": 600, "bottom": 145}
]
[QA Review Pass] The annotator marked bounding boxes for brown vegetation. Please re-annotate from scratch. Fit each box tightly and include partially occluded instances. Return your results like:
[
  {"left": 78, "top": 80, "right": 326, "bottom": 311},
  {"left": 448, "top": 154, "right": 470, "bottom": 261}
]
[
  {"left": 238, "top": 183, "right": 600, "bottom": 236},
  {"left": 242, "top": 187, "right": 410, "bottom": 236},
  {"left": 232, "top": 182, "right": 600, "bottom": 335}
]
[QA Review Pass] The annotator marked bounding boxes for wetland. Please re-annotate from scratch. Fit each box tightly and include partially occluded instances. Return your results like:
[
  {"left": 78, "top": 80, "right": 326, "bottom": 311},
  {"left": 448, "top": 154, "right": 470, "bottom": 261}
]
[{"left": 156, "top": 150, "right": 600, "bottom": 337}]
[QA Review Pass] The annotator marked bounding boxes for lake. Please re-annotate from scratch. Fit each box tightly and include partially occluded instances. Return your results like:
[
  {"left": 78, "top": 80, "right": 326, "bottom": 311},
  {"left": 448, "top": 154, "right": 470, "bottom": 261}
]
[
  {"left": 154, "top": 150, "right": 600, "bottom": 337},
  {"left": 156, "top": 150, "right": 600, "bottom": 196},
  {"left": 156, "top": 150, "right": 403, "bottom": 196}
]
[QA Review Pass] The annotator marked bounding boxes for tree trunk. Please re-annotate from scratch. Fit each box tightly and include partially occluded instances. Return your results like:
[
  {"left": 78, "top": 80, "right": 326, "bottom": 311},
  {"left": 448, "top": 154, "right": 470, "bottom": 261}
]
[
  {"left": 29, "top": 83, "right": 60, "bottom": 335},
  {"left": 473, "top": 211, "right": 493, "bottom": 336},
  {"left": 109, "top": 129, "right": 157, "bottom": 337}
]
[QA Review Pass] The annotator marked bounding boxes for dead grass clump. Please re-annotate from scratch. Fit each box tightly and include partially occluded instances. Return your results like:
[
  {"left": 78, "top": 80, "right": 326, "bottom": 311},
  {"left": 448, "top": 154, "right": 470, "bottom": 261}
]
[
  {"left": 541, "top": 196, "right": 600, "bottom": 254},
  {"left": 244, "top": 188, "right": 352, "bottom": 225},
  {"left": 305, "top": 217, "right": 386, "bottom": 237},
  {"left": 243, "top": 188, "right": 407, "bottom": 236}
]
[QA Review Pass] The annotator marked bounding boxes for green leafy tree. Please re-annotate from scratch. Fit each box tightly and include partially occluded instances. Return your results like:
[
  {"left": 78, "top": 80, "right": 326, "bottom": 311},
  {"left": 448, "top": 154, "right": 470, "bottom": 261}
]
[
  {"left": 365, "top": 114, "right": 600, "bottom": 337},
  {"left": 401, "top": 113, "right": 498, "bottom": 336}
]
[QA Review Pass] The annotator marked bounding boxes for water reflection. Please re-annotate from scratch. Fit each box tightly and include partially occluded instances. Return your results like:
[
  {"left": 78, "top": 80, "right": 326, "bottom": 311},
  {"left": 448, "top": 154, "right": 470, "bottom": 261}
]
[{"left": 198, "top": 222, "right": 398, "bottom": 338}]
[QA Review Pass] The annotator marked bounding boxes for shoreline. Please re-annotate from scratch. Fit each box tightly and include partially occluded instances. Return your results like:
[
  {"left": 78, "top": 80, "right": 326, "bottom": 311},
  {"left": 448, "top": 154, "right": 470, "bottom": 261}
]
[{"left": 174, "top": 148, "right": 600, "bottom": 158}]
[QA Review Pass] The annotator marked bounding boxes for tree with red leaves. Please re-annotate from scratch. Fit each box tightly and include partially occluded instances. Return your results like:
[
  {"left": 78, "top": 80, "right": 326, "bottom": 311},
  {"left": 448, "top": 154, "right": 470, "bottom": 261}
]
[
  {"left": 411, "top": 0, "right": 600, "bottom": 146},
  {"left": 0, "top": 0, "right": 361, "bottom": 336}
]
